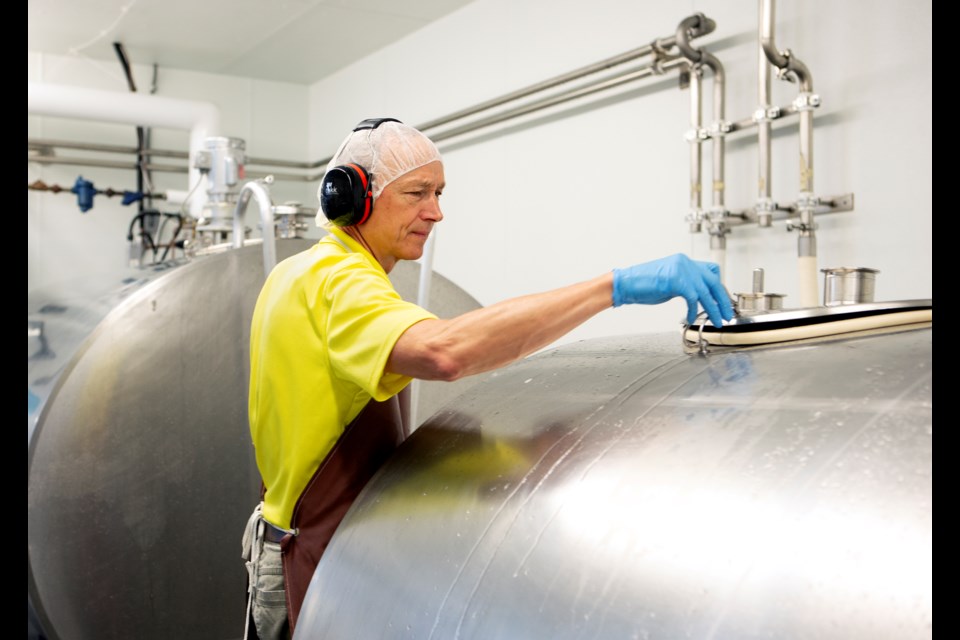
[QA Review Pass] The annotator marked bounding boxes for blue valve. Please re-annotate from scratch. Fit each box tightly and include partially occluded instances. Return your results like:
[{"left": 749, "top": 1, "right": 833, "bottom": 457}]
[
  {"left": 71, "top": 176, "right": 95, "bottom": 213},
  {"left": 122, "top": 191, "right": 144, "bottom": 206}
]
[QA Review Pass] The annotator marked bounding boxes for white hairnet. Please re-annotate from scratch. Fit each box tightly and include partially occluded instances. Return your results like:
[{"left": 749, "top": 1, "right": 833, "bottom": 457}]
[{"left": 316, "top": 120, "right": 442, "bottom": 226}]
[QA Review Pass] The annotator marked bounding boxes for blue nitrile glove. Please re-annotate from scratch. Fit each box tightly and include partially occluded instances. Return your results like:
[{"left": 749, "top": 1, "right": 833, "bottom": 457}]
[{"left": 612, "top": 253, "right": 735, "bottom": 327}]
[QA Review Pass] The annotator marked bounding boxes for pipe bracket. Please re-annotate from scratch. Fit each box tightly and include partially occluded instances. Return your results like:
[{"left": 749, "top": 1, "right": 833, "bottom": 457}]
[
  {"left": 792, "top": 92, "right": 821, "bottom": 112},
  {"left": 775, "top": 49, "right": 798, "bottom": 82},
  {"left": 685, "top": 209, "right": 704, "bottom": 232},
  {"left": 707, "top": 120, "right": 732, "bottom": 138},
  {"left": 650, "top": 37, "right": 673, "bottom": 74},
  {"left": 752, "top": 105, "right": 781, "bottom": 123}
]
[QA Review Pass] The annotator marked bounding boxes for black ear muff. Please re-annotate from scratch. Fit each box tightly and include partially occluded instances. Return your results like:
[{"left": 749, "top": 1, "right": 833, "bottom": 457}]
[
  {"left": 320, "top": 162, "right": 373, "bottom": 227},
  {"left": 320, "top": 118, "right": 403, "bottom": 227}
]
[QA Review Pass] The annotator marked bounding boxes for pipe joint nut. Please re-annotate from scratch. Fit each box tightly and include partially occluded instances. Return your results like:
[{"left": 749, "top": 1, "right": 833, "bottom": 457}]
[
  {"left": 793, "top": 92, "right": 821, "bottom": 112},
  {"left": 685, "top": 210, "right": 704, "bottom": 232},
  {"left": 753, "top": 105, "right": 781, "bottom": 123},
  {"left": 706, "top": 207, "right": 730, "bottom": 224},
  {"left": 775, "top": 50, "right": 798, "bottom": 83},
  {"left": 786, "top": 220, "right": 818, "bottom": 233},
  {"left": 754, "top": 199, "right": 776, "bottom": 227},
  {"left": 755, "top": 198, "right": 777, "bottom": 213},
  {"left": 708, "top": 120, "right": 732, "bottom": 137}
]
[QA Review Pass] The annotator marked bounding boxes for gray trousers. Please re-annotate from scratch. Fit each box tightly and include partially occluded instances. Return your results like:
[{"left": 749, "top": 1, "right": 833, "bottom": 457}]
[{"left": 242, "top": 503, "right": 291, "bottom": 640}]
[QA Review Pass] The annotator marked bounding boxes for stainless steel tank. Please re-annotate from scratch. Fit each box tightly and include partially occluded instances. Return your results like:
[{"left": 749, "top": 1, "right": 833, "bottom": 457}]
[
  {"left": 295, "top": 323, "right": 932, "bottom": 640},
  {"left": 27, "top": 237, "right": 487, "bottom": 640}
]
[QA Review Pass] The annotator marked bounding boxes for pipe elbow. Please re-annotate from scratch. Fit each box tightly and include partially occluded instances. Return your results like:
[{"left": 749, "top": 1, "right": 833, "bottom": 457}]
[
  {"left": 788, "top": 55, "right": 813, "bottom": 91},
  {"left": 232, "top": 179, "right": 277, "bottom": 275},
  {"left": 675, "top": 15, "right": 705, "bottom": 62},
  {"left": 761, "top": 39, "right": 788, "bottom": 69},
  {"left": 700, "top": 51, "right": 724, "bottom": 81}
]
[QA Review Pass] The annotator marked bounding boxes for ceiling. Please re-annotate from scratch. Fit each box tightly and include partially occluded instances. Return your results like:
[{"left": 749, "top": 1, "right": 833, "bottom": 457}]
[{"left": 27, "top": 0, "right": 476, "bottom": 85}]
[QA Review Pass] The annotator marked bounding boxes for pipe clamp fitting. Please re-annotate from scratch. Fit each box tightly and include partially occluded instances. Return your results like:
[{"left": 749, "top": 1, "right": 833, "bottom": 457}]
[
  {"left": 708, "top": 120, "right": 732, "bottom": 137},
  {"left": 793, "top": 92, "right": 821, "bottom": 112},
  {"left": 752, "top": 106, "right": 781, "bottom": 123}
]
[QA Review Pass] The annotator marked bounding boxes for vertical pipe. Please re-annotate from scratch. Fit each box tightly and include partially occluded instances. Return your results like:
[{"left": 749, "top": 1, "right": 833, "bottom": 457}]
[
  {"left": 710, "top": 238, "right": 727, "bottom": 283},
  {"left": 408, "top": 229, "right": 438, "bottom": 430},
  {"left": 756, "top": 0, "right": 774, "bottom": 227},
  {"left": 760, "top": 0, "right": 819, "bottom": 307},
  {"left": 676, "top": 15, "right": 727, "bottom": 277},
  {"left": 688, "top": 67, "right": 703, "bottom": 224},
  {"left": 417, "top": 230, "right": 436, "bottom": 311},
  {"left": 704, "top": 54, "right": 726, "bottom": 214},
  {"left": 793, "top": 59, "right": 818, "bottom": 307},
  {"left": 701, "top": 52, "right": 728, "bottom": 283},
  {"left": 752, "top": 268, "right": 765, "bottom": 294}
]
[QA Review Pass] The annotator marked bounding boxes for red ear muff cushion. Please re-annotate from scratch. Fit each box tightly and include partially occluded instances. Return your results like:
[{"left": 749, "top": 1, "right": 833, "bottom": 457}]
[{"left": 319, "top": 163, "right": 372, "bottom": 226}]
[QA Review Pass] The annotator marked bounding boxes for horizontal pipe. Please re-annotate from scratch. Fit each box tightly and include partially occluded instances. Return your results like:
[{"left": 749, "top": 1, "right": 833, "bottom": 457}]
[
  {"left": 28, "top": 138, "right": 315, "bottom": 169},
  {"left": 27, "top": 154, "right": 311, "bottom": 182},
  {"left": 28, "top": 82, "right": 220, "bottom": 217},
  {"left": 417, "top": 38, "right": 682, "bottom": 132},
  {"left": 29, "top": 18, "right": 714, "bottom": 184},
  {"left": 429, "top": 57, "right": 687, "bottom": 144},
  {"left": 30, "top": 88, "right": 806, "bottom": 184},
  {"left": 27, "top": 83, "right": 219, "bottom": 134},
  {"left": 29, "top": 57, "right": 689, "bottom": 181}
]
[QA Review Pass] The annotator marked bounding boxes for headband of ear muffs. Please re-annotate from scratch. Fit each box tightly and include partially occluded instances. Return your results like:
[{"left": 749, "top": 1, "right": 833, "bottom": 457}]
[{"left": 319, "top": 118, "right": 402, "bottom": 227}]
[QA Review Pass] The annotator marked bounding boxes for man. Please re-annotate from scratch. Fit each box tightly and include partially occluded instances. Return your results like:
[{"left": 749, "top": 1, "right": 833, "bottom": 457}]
[{"left": 241, "top": 117, "right": 733, "bottom": 639}]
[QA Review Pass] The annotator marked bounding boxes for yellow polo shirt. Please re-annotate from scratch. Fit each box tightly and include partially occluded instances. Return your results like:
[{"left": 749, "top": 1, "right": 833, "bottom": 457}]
[{"left": 248, "top": 226, "right": 437, "bottom": 528}]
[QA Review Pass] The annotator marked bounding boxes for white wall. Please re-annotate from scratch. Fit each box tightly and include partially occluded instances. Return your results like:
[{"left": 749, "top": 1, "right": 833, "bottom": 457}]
[
  {"left": 28, "top": 51, "right": 315, "bottom": 293},
  {"left": 28, "top": 0, "right": 932, "bottom": 352},
  {"left": 308, "top": 0, "right": 932, "bottom": 347}
]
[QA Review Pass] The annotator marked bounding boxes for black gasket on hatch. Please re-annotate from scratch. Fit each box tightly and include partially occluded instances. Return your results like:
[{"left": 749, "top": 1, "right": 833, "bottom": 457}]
[{"left": 695, "top": 303, "right": 933, "bottom": 334}]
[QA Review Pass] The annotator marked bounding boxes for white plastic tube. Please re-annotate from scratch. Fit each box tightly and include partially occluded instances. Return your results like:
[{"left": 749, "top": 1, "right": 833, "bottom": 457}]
[
  {"left": 163, "top": 189, "right": 191, "bottom": 207},
  {"left": 27, "top": 82, "right": 220, "bottom": 218},
  {"left": 798, "top": 255, "right": 819, "bottom": 307},
  {"left": 710, "top": 246, "right": 727, "bottom": 284}
]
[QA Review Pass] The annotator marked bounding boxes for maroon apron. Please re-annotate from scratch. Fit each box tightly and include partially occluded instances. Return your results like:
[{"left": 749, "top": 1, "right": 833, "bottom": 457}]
[{"left": 277, "top": 388, "right": 410, "bottom": 634}]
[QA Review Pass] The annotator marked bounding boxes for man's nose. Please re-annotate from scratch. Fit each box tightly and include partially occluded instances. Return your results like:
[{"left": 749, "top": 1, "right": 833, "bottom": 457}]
[{"left": 424, "top": 195, "right": 443, "bottom": 221}]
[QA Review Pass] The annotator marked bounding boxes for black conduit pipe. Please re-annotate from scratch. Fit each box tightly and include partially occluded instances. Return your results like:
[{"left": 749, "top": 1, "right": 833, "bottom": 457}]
[{"left": 113, "top": 42, "right": 147, "bottom": 214}]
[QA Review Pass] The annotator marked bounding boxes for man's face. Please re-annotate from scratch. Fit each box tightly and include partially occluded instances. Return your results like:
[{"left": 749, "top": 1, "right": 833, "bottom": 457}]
[{"left": 363, "top": 160, "right": 445, "bottom": 271}]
